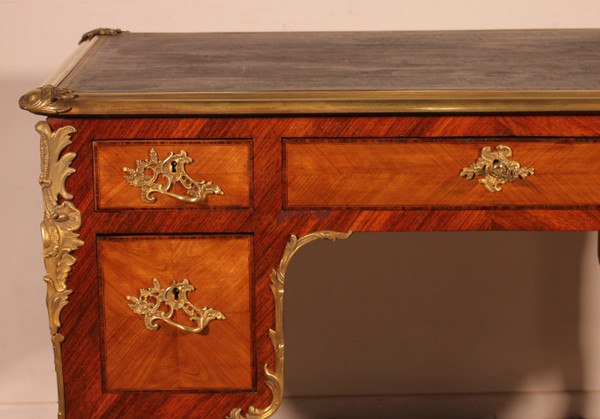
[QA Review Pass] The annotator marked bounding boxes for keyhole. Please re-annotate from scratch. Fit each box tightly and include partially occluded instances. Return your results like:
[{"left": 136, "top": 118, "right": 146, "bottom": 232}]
[
  {"left": 170, "top": 161, "right": 177, "bottom": 173},
  {"left": 172, "top": 287, "right": 179, "bottom": 300}
]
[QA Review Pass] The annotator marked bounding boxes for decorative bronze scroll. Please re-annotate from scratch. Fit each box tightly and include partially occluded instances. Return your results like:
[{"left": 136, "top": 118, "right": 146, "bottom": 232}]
[
  {"left": 460, "top": 145, "right": 534, "bottom": 192},
  {"left": 123, "top": 148, "right": 224, "bottom": 204},
  {"left": 126, "top": 278, "right": 225, "bottom": 334}
]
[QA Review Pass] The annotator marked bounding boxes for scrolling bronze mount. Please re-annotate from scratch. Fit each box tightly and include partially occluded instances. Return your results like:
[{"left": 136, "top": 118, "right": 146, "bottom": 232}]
[
  {"left": 460, "top": 145, "right": 534, "bottom": 192},
  {"left": 126, "top": 278, "right": 225, "bottom": 334},
  {"left": 123, "top": 148, "right": 223, "bottom": 204}
]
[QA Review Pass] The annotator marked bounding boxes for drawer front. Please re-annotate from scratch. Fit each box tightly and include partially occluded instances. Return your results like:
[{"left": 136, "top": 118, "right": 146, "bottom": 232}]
[
  {"left": 98, "top": 235, "right": 254, "bottom": 392},
  {"left": 284, "top": 138, "right": 600, "bottom": 208},
  {"left": 94, "top": 140, "right": 252, "bottom": 210}
]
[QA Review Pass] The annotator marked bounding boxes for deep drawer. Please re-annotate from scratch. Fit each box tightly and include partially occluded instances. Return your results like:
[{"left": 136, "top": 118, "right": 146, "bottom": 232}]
[
  {"left": 284, "top": 138, "right": 600, "bottom": 209},
  {"left": 94, "top": 140, "right": 253, "bottom": 210},
  {"left": 97, "top": 234, "right": 254, "bottom": 392}
]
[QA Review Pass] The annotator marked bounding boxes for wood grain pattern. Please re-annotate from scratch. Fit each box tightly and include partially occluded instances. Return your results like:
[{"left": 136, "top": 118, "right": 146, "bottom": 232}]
[
  {"left": 94, "top": 140, "right": 252, "bottom": 210},
  {"left": 98, "top": 235, "right": 254, "bottom": 392},
  {"left": 285, "top": 139, "right": 600, "bottom": 209},
  {"left": 43, "top": 114, "right": 600, "bottom": 419}
]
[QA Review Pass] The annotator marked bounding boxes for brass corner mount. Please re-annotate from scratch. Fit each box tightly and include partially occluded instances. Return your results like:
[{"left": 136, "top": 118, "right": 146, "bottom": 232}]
[
  {"left": 79, "top": 28, "right": 125, "bottom": 44},
  {"left": 227, "top": 230, "right": 352, "bottom": 419},
  {"left": 19, "top": 85, "right": 76, "bottom": 116},
  {"left": 37, "top": 120, "right": 83, "bottom": 417}
]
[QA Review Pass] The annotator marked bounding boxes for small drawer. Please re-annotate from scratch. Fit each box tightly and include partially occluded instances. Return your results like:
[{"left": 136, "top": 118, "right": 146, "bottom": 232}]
[
  {"left": 94, "top": 140, "right": 253, "bottom": 210},
  {"left": 97, "top": 234, "right": 254, "bottom": 392},
  {"left": 284, "top": 138, "right": 600, "bottom": 209}
]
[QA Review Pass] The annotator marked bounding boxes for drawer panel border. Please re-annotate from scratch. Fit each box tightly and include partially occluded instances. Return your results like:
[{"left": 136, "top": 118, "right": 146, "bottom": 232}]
[{"left": 93, "top": 139, "right": 254, "bottom": 212}]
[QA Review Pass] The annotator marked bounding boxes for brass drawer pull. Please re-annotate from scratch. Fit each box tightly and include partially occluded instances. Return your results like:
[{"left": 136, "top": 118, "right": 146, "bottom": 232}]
[
  {"left": 126, "top": 278, "right": 225, "bottom": 333},
  {"left": 460, "top": 145, "right": 534, "bottom": 192},
  {"left": 123, "top": 148, "right": 224, "bottom": 203}
]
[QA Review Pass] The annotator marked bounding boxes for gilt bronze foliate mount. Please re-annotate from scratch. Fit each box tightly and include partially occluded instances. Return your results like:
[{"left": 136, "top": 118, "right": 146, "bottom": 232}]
[
  {"left": 18, "top": 85, "right": 76, "bottom": 115},
  {"left": 123, "top": 148, "right": 224, "bottom": 204},
  {"left": 126, "top": 278, "right": 225, "bottom": 334},
  {"left": 460, "top": 144, "right": 534, "bottom": 192},
  {"left": 79, "top": 28, "right": 124, "bottom": 44},
  {"left": 36, "top": 121, "right": 83, "bottom": 417}
]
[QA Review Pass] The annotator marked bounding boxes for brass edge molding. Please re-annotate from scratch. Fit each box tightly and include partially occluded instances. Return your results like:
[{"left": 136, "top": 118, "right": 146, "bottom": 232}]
[
  {"left": 44, "top": 36, "right": 101, "bottom": 87},
  {"left": 19, "top": 86, "right": 77, "bottom": 116},
  {"left": 56, "top": 90, "right": 600, "bottom": 115},
  {"left": 227, "top": 230, "right": 352, "bottom": 419},
  {"left": 79, "top": 28, "right": 124, "bottom": 44},
  {"left": 37, "top": 121, "right": 84, "bottom": 418}
]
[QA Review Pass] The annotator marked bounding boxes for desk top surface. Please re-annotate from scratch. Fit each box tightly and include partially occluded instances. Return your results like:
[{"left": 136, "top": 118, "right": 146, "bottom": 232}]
[
  {"left": 64, "top": 30, "right": 600, "bottom": 92},
  {"left": 20, "top": 29, "right": 600, "bottom": 115}
]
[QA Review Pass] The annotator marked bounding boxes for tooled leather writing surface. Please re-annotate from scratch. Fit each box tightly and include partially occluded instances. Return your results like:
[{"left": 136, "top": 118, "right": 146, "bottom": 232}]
[{"left": 62, "top": 30, "right": 600, "bottom": 93}]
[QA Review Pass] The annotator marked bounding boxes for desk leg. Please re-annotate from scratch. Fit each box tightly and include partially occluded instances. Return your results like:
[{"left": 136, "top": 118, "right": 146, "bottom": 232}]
[
  {"left": 227, "top": 230, "right": 352, "bottom": 419},
  {"left": 36, "top": 121, "right": 84, "bottom": 418}
]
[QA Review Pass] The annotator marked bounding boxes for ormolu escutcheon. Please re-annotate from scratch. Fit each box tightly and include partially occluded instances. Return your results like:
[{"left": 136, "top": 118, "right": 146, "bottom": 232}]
[
  {"left": 123, "top": 148, "right": 224, "bottom": 203},
  {"left": 126, "top": 278, "right": 225, "bottom": 334},
  {"left": 460, "top": 145, "right": 534, "bottom": 192}
]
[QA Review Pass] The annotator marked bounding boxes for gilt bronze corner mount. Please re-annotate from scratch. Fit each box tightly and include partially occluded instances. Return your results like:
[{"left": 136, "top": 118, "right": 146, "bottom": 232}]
[
  {"left": 227, "top": 230, "right": 352, "bottom": 419},
  {"left": 79, "top": 28, "right": 125, "bottom": 44},
  {"left": 19, "top": 85, "right": 77, "bottom": 115},
  {"left": 37, "top": 121, "right": 84, "bottom": 417}
]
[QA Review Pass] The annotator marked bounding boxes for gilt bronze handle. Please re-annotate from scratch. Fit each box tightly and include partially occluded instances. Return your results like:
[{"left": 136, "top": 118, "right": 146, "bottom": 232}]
[
  {"left": 123, "top": 148, "right": 224, "bottom": 203},
  {"left": 126, "top": 278, "right": 225, "bottom": 334},
  {"left": 460, "top": 145, "right": 534, "bottom": 192}
]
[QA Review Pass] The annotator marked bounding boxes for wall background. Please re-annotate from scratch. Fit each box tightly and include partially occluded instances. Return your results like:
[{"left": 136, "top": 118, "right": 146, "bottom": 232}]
[{"left": 2, "top": 1, "right": 600, "bottom": 418}]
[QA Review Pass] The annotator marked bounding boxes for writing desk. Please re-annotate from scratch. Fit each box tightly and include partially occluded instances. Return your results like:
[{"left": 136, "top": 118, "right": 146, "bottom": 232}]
[{"left": 19, "top": 29, "right": 600, "bottom": 418}]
